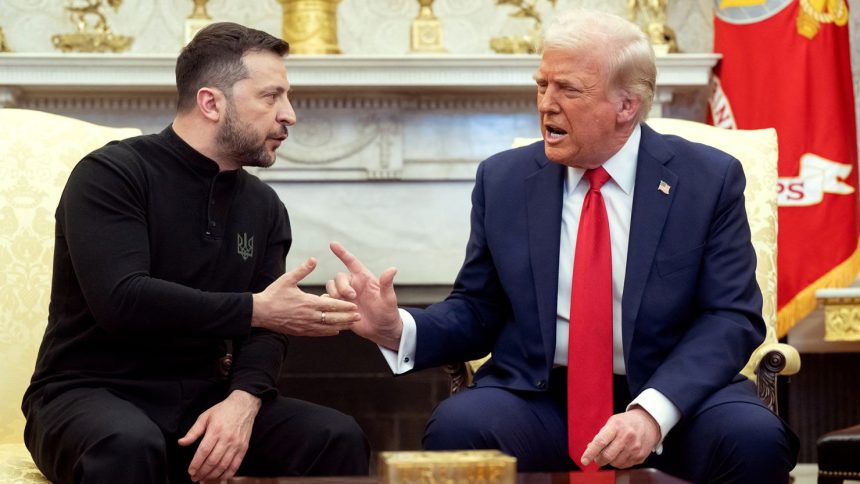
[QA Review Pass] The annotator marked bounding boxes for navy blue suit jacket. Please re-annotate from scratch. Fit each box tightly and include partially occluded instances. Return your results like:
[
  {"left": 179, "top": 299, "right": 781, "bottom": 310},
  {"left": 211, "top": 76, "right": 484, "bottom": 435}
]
[{"left": 408, "top": 123, "right": 769, "bottom": 419}]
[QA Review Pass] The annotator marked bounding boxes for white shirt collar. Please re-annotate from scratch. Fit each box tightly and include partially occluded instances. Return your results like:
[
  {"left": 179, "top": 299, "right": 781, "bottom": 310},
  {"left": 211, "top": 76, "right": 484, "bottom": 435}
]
[{"left": 564, "top": 124, "right": 641, "bottom": 195}]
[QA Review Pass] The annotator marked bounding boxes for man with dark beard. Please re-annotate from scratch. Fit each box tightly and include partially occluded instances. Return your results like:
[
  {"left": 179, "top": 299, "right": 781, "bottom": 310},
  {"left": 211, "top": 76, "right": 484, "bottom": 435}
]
[{"left": 22, "top": 22, "right": 370, "bottom": 483}]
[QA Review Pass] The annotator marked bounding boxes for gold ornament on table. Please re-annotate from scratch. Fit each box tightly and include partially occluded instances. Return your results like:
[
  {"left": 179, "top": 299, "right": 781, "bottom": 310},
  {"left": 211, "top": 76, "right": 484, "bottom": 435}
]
[
  {"left": 52, "top": 0, "right": 133, "bottom": 53},
  {"left": 278, "top": 0, "right": 341, "bottom": 55},
  {"left": 490, "top": 0, "right": 557, "bottom": 55},
  {"left": 410, "top": 0, "right": 447, "bottom": 53},
  {"left": 627, "top": 0, "right": 677, "bottom": 54},
  {"left": 185, "top": 0, "right": 213, "bottom": 45},
  {"left": 379, "top": 450, "right": 516, "bottom": 484}
]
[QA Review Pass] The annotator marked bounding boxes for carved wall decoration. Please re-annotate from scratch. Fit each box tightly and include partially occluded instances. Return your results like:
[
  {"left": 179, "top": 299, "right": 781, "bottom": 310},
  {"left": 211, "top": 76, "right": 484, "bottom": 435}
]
[
  {"left": 821, "top": 297, "right": 860, "bottom": 341},
  {"left": 281, "top": 114, "right": 385, "bottom": 165}
]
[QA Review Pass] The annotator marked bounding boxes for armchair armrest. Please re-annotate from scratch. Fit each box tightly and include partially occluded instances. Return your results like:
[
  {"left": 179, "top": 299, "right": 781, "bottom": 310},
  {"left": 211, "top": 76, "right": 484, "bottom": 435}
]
[
  {"left": 444, "top": 362, "right": 473, "bottom": 394},
  {"left": 751, "top": 342, "right": 801, "bottom": 414}
]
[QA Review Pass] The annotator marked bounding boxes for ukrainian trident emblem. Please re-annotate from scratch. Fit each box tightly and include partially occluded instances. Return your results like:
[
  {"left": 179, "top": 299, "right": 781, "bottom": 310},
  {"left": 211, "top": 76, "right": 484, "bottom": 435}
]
[{"left": 237, "top": 233, "right": 254, "bottom": 261}]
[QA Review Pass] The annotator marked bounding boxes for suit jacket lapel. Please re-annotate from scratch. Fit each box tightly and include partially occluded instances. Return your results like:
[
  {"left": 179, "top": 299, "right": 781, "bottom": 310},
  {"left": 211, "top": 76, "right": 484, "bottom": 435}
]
[
  {"left": 525, "top": 148, "right": 565, "bottom": 371},
  {"left": 622, "top": 124, "right": 677, "bottom": 366}
]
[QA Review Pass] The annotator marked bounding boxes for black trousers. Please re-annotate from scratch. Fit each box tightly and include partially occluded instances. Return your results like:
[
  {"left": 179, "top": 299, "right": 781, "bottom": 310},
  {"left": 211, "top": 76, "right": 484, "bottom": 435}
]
[{"left": 24, "top": 382, "right": 370, "bottom": 484}]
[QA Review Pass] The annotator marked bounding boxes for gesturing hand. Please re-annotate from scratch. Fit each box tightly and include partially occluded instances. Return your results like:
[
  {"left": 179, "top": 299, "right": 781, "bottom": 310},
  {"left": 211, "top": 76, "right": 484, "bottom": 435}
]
[
  {"left": 326, "top": 241, "right": 403, "bottom": 350},
  {"left": 580, "top": 407, "right": 661, "bottom": 469},
  {"left": 178, "top": 390, "right": 261, "bottom": 482},
  {"left": 252, "top": 257, "right": 361, "bottom": 336}
]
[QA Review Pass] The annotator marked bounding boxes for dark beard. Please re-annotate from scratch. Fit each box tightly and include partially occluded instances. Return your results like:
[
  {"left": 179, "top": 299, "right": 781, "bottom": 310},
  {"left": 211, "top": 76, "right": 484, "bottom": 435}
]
[{"left": 216, "top": 107, "right": 277, "bottom": 168}]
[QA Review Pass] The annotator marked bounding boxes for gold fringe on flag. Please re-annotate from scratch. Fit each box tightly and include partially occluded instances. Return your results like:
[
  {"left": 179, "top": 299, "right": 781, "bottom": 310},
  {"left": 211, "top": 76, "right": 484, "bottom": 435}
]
[{"left": 777, "top": 237, "right": 860, "bottom": 337}]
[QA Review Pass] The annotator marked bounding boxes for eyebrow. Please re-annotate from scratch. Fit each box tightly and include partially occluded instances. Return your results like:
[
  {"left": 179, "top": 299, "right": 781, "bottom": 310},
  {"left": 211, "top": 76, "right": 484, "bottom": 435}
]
[
  {"left": 532, "top": 74, "right": 577, "bottom": 89},
  {"left": 260, "top": 85, "right": 289, "bottom": 97}
]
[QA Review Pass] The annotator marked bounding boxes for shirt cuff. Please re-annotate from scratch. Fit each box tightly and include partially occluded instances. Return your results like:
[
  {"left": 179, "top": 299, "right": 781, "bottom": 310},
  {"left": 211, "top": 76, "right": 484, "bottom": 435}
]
[
  {"left": 379, "top": 308, "right": 416, "bottom": 375},
  {"left": 627, "top": 388, "right": 681, "bottom": 455}
]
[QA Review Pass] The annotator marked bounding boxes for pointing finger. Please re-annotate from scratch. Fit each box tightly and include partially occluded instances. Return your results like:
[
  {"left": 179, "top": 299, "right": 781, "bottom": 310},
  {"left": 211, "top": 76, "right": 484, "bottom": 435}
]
[{"left": 330, "top": 241, "right": 368, "bottom": 275}]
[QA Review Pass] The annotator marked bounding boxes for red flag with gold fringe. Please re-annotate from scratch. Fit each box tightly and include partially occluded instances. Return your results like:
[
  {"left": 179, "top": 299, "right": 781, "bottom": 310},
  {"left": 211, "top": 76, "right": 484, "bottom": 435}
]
[{"left": 711, "top": 0, "right": 859, "bottom": 337}]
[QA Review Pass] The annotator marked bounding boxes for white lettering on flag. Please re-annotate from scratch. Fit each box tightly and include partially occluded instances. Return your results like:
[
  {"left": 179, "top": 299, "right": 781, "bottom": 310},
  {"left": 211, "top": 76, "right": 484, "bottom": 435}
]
[
  {"left": 709, "top": 76, "right": 738, "bottom": 129},
  {"left": 777, "top": 153, "right": 855, "bottom": 206}
]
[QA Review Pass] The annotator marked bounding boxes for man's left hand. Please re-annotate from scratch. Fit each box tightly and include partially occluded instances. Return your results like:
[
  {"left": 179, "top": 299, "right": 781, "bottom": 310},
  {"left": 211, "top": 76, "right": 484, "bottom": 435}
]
[
  {"left": 178, "top": 389, "right": 262, "bottom": 482},
  {"left": 580, "top": 406, "right": 661, "bottom": 469}
]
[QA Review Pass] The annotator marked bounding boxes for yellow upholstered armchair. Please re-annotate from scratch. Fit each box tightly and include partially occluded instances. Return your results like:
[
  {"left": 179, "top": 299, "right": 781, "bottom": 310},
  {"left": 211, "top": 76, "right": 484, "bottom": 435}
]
[
  {"left": 0, "top": 109, "right": 141, "bottom": 482},
  {"left": 446, "top": 118, "right": 800, "bottom": 415}
]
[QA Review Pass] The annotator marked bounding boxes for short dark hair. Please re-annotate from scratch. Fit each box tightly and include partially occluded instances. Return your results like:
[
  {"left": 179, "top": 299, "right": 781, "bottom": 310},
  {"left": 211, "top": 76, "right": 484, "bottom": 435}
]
[{"left": 175, "top": 22, "right": 290, "bottom": 112}]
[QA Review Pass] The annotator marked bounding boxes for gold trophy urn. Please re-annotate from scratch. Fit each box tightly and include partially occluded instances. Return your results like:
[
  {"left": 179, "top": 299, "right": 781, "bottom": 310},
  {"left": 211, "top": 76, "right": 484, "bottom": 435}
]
[
  {"left": 278, "top": 0, "right": 341, "bottom": 55},
  {"left": 410, "top": 0, "right": 447, "bottom": 53},
  {"left": 0, "top": 25, "right": 11, "bottom": 52},
  {"left": 185, "top": 0, "right": 213, "bottom": 45}
]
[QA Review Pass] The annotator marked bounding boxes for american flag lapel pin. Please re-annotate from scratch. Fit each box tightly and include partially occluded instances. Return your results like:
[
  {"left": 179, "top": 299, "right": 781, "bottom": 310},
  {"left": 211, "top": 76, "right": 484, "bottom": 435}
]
[{"left": 658, "top": 180, "right": 671, "bottom": 195}]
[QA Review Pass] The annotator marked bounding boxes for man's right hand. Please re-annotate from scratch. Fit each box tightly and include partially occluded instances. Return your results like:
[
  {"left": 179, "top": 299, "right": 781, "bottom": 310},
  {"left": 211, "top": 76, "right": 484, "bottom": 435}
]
[
  {"left": 251, "top": 257, "right": 360, "bottom": 337},
  {"left": 326, "top": 242, "right": 403, "bottom": 350}
]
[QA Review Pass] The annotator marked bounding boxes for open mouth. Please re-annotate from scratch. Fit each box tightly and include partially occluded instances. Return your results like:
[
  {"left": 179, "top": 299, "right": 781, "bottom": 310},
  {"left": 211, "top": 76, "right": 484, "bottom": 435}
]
[{"left": 544, "top": 124, "right": 568, "bottom": 141}]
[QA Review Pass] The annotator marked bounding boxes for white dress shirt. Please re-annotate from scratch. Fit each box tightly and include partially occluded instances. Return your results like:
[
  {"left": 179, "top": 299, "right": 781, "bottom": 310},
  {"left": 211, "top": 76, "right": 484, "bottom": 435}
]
[{"left": 381, "top": 125, "right": 680, "bottom": 452}]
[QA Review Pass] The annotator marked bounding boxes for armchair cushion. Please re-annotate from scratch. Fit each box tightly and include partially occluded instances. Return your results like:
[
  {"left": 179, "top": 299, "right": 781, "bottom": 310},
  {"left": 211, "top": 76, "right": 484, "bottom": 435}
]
[
  {"left": 0, "top": 445, "right": 49, "bottom": 483},
  {"left": 0, "top": 109, "right": 140, "bottom": 480},
  {"left": 646, "top": 118, "right": 800, "bottom": 409}
]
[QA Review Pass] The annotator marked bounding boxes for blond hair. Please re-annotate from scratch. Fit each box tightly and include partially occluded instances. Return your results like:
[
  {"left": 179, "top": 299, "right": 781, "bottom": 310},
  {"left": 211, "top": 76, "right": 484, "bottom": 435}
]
[{"left": 540, "top": 9, "right": 656, "bottom": 123}]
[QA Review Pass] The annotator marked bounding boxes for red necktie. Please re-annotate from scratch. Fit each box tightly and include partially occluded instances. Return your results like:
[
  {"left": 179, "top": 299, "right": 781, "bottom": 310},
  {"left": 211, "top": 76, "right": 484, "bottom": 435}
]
[{"left": 568, "top": 167, "right": 613, "bottom": 471}]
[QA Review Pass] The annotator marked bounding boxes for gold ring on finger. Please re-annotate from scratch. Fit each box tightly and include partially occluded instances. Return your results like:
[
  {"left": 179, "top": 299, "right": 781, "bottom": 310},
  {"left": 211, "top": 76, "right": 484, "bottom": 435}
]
[{"left": 321, "top": 311, "right": 327, "bottom": 324}]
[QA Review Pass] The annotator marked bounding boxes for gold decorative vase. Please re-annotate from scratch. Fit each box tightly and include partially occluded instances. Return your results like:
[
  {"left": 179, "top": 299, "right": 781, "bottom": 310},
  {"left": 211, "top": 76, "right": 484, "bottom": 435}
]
[
  {"left": 410, "top": 0, "right": 446, "bottom": 53},
  {"left": 185, "top": 0, "right": 213, "bottom": 45},
  {"left": 0, "top": 25, "right": 11, "bottom": 52},
  {"left": 278, "top": 0, "right": 341, "bottom": 55}
]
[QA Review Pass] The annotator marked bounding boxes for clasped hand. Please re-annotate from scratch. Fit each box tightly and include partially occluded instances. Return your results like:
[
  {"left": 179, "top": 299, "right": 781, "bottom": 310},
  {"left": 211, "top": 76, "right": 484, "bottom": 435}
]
[{"left": 252, "top": 257, "right": 360, "bottom": 336}]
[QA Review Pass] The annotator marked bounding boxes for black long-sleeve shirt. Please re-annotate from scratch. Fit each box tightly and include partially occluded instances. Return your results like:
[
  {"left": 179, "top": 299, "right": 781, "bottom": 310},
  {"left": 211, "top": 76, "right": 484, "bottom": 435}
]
[{"left": 23, "top": 126, "right": 291, "bottom": 423}]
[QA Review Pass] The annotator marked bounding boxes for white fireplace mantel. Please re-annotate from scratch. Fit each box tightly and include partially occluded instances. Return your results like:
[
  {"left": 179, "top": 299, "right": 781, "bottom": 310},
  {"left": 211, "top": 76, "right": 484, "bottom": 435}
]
[
  {"left": 0, "top": 53, "right": 720, "bottom": 286},
  {"left": 0, "top": 52, "right": 718, "bottom": 92},
  {"left": 0, "top": 52, "right": 720, "bottom": 182}
]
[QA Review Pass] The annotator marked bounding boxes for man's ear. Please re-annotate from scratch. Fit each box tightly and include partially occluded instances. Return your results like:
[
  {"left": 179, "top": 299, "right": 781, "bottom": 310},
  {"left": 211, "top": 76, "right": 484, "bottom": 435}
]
[
  {"left": 197, "top": 87, "right": 224, "bottom": 122},
  {"left": 615, "top": 90, "right": 641, "bottom": 124}
]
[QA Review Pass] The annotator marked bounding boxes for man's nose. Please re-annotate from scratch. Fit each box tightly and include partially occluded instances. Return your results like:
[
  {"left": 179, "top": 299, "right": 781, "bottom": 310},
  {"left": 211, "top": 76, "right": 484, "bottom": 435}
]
[
  {"left": 538, "top": 89, "right": 559, "bottom": 113},
  {"left": 278, "top": 100, "right": 297, "bottom": 126}
]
